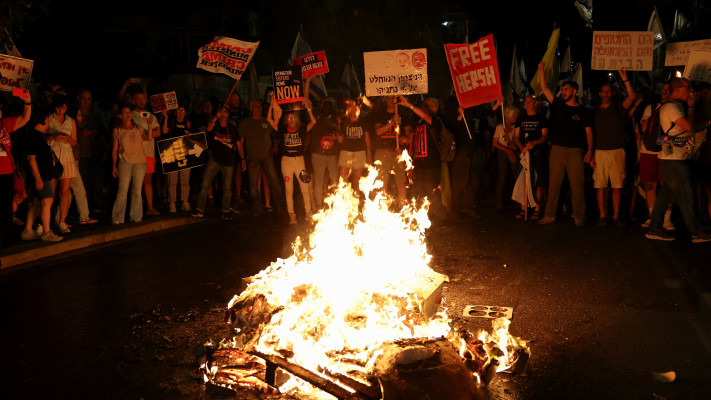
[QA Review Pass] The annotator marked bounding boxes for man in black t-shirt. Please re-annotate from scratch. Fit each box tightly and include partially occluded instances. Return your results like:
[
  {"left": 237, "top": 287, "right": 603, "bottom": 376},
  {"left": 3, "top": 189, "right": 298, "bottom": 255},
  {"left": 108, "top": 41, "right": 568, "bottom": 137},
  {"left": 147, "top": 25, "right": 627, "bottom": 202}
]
[{"left": 536, "top": 62, "right": 594, "bottom": 226}]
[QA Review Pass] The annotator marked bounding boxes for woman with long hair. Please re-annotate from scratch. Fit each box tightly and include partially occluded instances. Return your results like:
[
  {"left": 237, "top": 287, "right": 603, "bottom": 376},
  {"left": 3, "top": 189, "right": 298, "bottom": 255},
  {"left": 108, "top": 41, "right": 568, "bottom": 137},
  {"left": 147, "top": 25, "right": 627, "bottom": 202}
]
[{"left": 46, "top": 95, "right": 78, "bottom": 233}]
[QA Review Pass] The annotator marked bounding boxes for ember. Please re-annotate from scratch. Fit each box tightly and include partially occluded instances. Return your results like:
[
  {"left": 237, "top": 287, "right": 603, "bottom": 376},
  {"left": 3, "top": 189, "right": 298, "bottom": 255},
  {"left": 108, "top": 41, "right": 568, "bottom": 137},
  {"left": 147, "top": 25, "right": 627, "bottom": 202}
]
[{"left": 201, "top": 167, "right": 530, "bottom": 398}]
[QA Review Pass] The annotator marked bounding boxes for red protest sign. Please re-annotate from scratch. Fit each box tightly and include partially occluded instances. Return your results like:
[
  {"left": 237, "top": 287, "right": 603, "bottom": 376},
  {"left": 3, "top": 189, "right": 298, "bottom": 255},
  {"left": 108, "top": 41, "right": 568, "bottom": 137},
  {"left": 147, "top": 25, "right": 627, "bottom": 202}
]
[
  {"left": 444, "top": 34, "right": 502, "bottom": 108},
  {"left": 150, "top": 91, "right": 178, "bottom": 113},
  {"left": 294, "top": 50, "right": 329, "bottom": 78}
]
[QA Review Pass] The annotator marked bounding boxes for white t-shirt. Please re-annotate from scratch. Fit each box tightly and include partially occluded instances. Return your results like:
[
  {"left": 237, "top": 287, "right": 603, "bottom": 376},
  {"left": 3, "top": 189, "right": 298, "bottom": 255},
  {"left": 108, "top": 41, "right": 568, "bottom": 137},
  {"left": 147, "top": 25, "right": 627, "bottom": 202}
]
[
  {"left": 494, "top": 123, "right": 516, "bottom": 149},
  {"left": 132, "top": 110, "right": 159, "bottom": 157},
  {"left": 659, "top": 101, "right": 691, "bottom": 160}
]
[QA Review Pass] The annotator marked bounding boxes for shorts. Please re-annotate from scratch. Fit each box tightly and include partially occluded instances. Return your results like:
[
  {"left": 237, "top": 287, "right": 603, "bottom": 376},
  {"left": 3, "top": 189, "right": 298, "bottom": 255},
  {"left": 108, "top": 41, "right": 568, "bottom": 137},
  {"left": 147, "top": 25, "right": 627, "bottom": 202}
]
[
  {"left": 639, "top": 152, "right": 661, "bottom": 184},
  {"left": 338, "top": 150, "right": 366, "bottom": 169},
  {"left": 36, "top": 180, "right": 54, "bottom": 200},
  {"left": 593, "top": 148, "right": 625, "bottom": 189},
  {"left": 146, "top": 156, "right": 156, "bottom": 174}
]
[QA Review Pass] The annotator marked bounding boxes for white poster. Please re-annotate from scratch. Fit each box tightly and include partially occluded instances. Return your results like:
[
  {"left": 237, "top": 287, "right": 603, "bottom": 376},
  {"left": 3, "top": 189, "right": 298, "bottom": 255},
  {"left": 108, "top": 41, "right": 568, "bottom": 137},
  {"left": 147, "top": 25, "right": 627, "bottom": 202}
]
[
  {"left": 196, "top": 37, "right": 259, "bottom": 81},
  {"left": 0, "top": 53, "right": 33, "bottom": 91},
  {"left": 666, "top": 39, "right": 711, "bottom": 66},
  {"left": 591, "top": 31, "right": 654, "bottom": 71},
  {"left": 363, "top": 49, "right": 428, "bottom": 97},
  {"left": 683, "top": 50, "right": 711, "bottom": 83}
]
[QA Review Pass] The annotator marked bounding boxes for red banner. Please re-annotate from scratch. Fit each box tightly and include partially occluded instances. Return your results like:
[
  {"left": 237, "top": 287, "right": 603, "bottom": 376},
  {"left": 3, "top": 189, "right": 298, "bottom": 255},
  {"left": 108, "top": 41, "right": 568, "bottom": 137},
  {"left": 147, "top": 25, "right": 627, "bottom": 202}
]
[
  {"left": 444, "top": 34, "right": 502, "bottom": 108},
  {"left": 294, "top": 50, "right": 329, "bottom": 79}
]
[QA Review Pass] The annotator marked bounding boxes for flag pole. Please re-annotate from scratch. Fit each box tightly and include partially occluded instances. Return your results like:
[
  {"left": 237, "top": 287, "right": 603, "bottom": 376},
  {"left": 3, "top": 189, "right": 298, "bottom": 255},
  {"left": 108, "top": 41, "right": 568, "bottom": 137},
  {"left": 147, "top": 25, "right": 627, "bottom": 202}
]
[{"left": 221, "top": 78, "right": 239, "bottom": 111}]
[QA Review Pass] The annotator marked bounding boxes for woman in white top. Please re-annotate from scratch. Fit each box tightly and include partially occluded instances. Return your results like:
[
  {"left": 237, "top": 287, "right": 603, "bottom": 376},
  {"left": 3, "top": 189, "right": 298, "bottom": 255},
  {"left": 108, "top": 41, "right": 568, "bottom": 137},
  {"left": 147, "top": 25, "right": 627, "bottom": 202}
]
[
  {"left": 46, "top": 96, "right": 78, "bottom": 233},
  {"left": 111, "top": 105, "right": 150, "bottom": 224},
  {"left": 492, "top": 105, "right": 521, "bottom": 211}
]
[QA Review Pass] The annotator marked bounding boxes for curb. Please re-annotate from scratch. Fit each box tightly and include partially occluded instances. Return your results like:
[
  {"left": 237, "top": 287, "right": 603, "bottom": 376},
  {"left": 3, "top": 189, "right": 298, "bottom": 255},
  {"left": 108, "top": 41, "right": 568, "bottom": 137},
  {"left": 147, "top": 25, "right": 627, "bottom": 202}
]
[{"left": 0, "top": 216, "right": 204, "bottom": 271}]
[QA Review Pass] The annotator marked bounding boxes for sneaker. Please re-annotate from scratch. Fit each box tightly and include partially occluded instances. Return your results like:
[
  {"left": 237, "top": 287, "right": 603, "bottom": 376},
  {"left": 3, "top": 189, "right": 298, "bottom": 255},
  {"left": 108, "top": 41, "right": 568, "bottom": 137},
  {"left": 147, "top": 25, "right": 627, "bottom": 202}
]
[
  {"left": 645, "top": 230, "right": 675, "bottom": 241},
  {"left": 13, "top": 217, "right": 24, "bottom": 226},
  {"left": 640, "top": 219, "right": 651, "bottom": 228},
  {"left": 57, "top": 222, "right": 71, "bottom": 233},
  {"left": 21, "top": 229, "right": 39, "bottom": 241},
  {"left": 191, "top": 210, "right": 204, "bottom": 218},
  {"left": 35, "top": 224, "right": 44, "bottom": 236},
  {"left": 169, "top": 202, "right": 177, "bottom": 213},
  {"left": 288, "top": 213, "right": 297, "bottom": 225},
  {"left": 691, "top": 232, "right": 711, "bottom": 243},
  {"left": 79, "top": 218, "right": 99, "bottom": 225},
  {"left": 265, "top": 205, "right": 273, "bottom": 213},
  {"left": 538, "top": 216, "right": 556, "bottom": 225},
  {"left": 41, "top": 230, "right": 63, "bottom": 242},
  {"left": 181, "top": 201, "right": 191, "bottom": 212},
  {"left": 663, "top": 219, "right": 676, "bottom": 231},
  {"left": 229, "top": 206, "right": 241, "bottom": 214}
]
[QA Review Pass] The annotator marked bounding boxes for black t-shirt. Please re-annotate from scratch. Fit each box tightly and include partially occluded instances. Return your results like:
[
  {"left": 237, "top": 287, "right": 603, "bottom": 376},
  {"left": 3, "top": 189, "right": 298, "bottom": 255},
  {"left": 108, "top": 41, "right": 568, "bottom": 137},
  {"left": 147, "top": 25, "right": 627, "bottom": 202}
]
[
  {"left": 309, "top": 115, "right": 339, "bottom": 156},
  {"left": 22, "top": 129, "right": 55, "bottom": 182},
  {"left": 207, "top": 122, "right": 239, "bottom": 166},
  {"left": 340, "top": 117, "right": 369, "bottom": 152},
  {"left": 593, "top": 102, "right": 627, "bottom": 150},
  {"left": 371, "top": 109, "right": 397, "bottom": 150},
  {"left": 409, "top": 117, "right": 442, "bottom": 169},
  {"left": 516, "top": 113, "right": 548, "bottom": 149},
  {"left": 278, "top": 125, "right": 308, "bottom": 157},
  {"left": 164, "top": 118, "right": 192, "bottom": 140},
  {"left": 548, "top": 97, "right": 592, "bottom": 149}
]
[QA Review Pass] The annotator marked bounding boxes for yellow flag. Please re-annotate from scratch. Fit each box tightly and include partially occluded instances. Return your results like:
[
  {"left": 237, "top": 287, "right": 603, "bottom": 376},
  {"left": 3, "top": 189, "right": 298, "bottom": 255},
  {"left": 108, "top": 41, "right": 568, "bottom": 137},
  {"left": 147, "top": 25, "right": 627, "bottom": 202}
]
[{"left": 530, "top": 28, "right": 560, "bottom": 96}]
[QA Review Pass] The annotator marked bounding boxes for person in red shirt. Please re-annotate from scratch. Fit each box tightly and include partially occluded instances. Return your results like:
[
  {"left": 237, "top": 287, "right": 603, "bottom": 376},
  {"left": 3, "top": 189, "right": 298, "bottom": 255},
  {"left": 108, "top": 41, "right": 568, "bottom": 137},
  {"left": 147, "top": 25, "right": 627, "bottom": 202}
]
[{"left": 1, "top": 90, "right": 32, "bottom": 248}]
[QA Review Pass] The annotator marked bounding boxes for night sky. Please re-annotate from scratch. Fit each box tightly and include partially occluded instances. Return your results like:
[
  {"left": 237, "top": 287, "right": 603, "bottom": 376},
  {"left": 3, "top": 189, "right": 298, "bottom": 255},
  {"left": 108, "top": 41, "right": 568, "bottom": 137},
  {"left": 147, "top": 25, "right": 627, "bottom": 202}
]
[{"left": 9, "top": 0, "right": 705, "bottom": 101}]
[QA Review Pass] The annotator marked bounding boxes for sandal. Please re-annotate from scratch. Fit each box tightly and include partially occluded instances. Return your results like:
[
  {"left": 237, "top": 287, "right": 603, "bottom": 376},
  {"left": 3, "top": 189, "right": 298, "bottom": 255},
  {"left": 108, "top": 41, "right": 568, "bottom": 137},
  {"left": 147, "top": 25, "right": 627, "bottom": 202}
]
[
  {"left": 531, "top": 211, "right": 541, "bottom": 220},
  {"left": 515, "top": 211, "right": 525, "bottom": 219}
]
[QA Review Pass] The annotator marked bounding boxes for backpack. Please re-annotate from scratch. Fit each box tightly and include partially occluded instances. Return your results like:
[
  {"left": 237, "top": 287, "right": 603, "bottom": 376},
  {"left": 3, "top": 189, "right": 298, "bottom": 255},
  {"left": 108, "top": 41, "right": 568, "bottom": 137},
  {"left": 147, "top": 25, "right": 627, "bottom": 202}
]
[{"left": 642, "top": 103, "right": 663, "bottom": 152}]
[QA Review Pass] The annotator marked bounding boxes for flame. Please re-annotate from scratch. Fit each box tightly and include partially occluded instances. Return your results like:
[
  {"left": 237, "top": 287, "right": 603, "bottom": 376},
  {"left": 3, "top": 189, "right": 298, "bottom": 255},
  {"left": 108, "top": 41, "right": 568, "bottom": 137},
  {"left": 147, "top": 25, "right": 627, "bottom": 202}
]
[{"left": 355, "top": 105, "right": 361, "bottom": 119}]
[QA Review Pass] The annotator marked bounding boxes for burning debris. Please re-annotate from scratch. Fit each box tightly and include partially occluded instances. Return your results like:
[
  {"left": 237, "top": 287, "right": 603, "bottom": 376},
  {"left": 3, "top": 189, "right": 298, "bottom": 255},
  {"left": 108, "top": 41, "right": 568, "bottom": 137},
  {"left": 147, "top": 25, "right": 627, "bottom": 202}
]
[{"left": 200, "top": 167, "right": 530, "bottom": 399}]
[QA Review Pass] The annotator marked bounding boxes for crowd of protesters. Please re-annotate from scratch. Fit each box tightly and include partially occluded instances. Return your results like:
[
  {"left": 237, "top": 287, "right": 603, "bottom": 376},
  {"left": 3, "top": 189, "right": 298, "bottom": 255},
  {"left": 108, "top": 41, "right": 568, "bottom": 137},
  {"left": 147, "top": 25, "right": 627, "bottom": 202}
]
[{"left": 2, "top": 66, "right": 711, "bottom": 249}]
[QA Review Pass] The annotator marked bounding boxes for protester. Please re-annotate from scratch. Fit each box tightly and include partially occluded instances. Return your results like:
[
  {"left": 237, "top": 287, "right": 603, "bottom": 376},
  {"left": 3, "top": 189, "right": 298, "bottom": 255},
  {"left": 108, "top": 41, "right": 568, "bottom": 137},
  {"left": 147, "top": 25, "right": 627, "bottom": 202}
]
[
  {"left": 267, "top": 92, "right": 315, "bottom": 224},
  {"left": 192, "top": 107, "right": 245, "bottom": 219},
  {"left": 309, "top": 97, "right": 340, "bottom": 207},
  {"left": 0, "top": 91, "right": 32, "bottom": 248},
  {"left": 76, "top": 89, "right": 109, "bottom": 214},
  {"left": 226, "top": 92, "right": 247, "bottom": 207},
  {"left": 592, "top": 69, "right": 636, "bottom": 227},
  {"left": 372, "top": 96, "right": 408, "bottom": 206},
  {"left": 111, "top": 105, "right": 150, "bottom": 224},
  {"left": 47, "top": 95, "right": 83, "bottom": 233},
  {"left": 513, "top": 95, "right": 548, "bottom": 219},
  {"left": 20, "top": 108, "right": 63, "bottom": 242},
  {"left": 645, "top": 77, "right": 711, "bottom": 243},
  {"left": 160, "top": 104, "right": 192, "bottom": 213},
  {"left": 337, "top": 98, "right": 371, "bottom": 197},
  {"left": 130, "top": 91, "right": 161, "bottom": 216},
  {"left": 491, "top": 102, "right": 520, "bottom": 212},
  {"left": 239, "top": 98, "right": 285, "bottom": 216},
  {"left": 537, "top": 62, "right": 594, "bottom": 227},
  {"left": 189, "top": 98, "right": 214, "bottom": 132},
  {"left": 639, "top": 81, "right": 674, "bottom": 230}
]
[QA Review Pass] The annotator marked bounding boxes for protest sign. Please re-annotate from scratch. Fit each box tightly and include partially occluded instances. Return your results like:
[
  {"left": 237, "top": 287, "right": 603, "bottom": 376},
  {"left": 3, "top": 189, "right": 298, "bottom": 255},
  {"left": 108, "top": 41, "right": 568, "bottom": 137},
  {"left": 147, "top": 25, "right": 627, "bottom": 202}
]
[
  {"left": 157, "top": 132, "right": 209, "bottom": 174},
  {"left": 196, "top": 37, "right": 259, "bottom": 81},
  {"left": 294, "top": 50, "right": 329, "bottom": 79},
  {"left": 272, "top": 66, "right": 303, "bottom": 104},
  {"left": 666, "top": 39, "right": 711, "bottom": 66},
  {"left": 149, "top": 91, "right": 178, "bottom": 113},
  {"left": 0, "top": 54, "right": 33, "bottom": 91},
  {"left": 363, "top": 48, "right": 428, "bottom": 96},
  {"left": 683, "top": 50, "right": 711, "bottom": 83},
  {"left": 444, "top": 34, "right": 502, "bottom": 108},
  {"left": 591, "top": 31, "right": 653, "bottom": 71}
]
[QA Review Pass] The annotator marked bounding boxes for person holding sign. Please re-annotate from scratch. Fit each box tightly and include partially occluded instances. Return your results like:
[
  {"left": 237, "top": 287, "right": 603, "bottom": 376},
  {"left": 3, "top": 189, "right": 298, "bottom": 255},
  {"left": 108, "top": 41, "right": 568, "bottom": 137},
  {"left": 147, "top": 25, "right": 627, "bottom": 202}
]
[
  {"left": 337, "top": 98, "right": 372, "bottom": 197},
  {"left": 160, "top": 104, "right": 192, "bottom": 213},
  {"left": 130, "top": 91, "right": 161, "bottom": 217},
  {"left": 536, "top": 62, "right": 594, "bottom": 227},
  {"left": 372, "top": 96, "right": 408, "bottom": 206},
  {"left": 192, "top": 107, "right": 245, "bottom": 220},
  {"left": 267, "top": 92, "right": 315, "bottom": 225}
]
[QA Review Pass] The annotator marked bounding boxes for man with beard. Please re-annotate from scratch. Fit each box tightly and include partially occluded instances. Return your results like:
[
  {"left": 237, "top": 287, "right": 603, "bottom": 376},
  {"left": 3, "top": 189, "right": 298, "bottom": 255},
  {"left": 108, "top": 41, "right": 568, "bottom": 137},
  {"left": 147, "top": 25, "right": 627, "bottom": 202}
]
[
  {"left": 536, "top": 62, "right": 594, "bottom": 227},
  {"left": 308, "top": 97, "right": 340, "bottom": 208}
]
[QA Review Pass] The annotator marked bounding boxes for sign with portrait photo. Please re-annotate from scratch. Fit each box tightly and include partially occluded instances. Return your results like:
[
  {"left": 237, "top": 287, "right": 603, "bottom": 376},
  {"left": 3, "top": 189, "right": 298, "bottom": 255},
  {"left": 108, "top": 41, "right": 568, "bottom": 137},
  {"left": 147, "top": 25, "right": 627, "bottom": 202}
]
[{"left": 363, "top": 48, "right": 428, "bottom": 97}]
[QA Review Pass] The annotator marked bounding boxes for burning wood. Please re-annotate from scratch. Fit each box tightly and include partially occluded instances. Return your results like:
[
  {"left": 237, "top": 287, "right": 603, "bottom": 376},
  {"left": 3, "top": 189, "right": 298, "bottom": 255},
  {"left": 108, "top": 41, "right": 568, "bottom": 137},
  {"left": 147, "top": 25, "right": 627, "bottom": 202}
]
[{"left": 201, "top": 167, "right": 531, "bottom": 398}]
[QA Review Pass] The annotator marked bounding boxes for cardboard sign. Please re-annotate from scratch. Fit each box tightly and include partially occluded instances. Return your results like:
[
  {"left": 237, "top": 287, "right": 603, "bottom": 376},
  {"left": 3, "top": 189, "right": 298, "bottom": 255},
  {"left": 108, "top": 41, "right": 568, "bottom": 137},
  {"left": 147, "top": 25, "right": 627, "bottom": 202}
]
[
  {"left": 157, "top": 132, "right": 209, "bottom": 173},
  {"left": 363, "top": 48, "right": 428, "bottom": 96},
  {"left": 444, "top": 34, "right": 502, "bottom": 108},
  {"left": 196, "top": 37, "right": 259, "bottom": 81},
  {"left": 0, "top": 54, "right": 33, "bottom": 91},
  {"left": 666, "top": 39, "right": 711, "bottom": 66},
  {"left": 272, "top": 66, "right": 303, "bottom": 104},
  {"left": 683, "top": 50, "right": 711, "bottom": 83},
  {"left": 149, "top": 91, "right": 178, "bottom": 113},
  {"left": 294, "top": 50, "right": 329, "bottom": 79},
  {"left": 591, "top": 31, "right": 654, "bottom": 71}
]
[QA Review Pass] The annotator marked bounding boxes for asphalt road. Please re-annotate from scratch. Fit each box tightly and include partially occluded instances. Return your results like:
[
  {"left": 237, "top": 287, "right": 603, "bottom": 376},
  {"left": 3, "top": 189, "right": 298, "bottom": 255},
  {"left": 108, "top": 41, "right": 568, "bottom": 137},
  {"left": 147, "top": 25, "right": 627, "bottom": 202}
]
[{"left": 1, "top": 204, "right": 711, "bottom": 400}]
